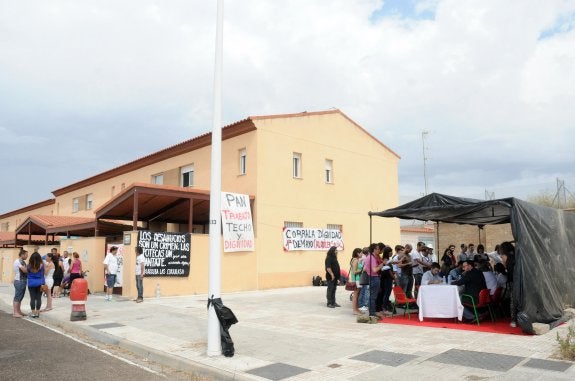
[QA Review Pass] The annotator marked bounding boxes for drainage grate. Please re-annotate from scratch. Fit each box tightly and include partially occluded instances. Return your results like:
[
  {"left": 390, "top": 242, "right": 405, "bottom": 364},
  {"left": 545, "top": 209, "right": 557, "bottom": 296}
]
[
  {"left": 246, "top": 362, "right": 310, "bottom": 381},
  {"left": 523, "top": 358, "right": 572, "bottom": 372},
  {"left": 351, "top": 350, "right": 418, "bottom": 367},
  {"left": 428, "top": 349, "right": 524, "bottom": 372}
]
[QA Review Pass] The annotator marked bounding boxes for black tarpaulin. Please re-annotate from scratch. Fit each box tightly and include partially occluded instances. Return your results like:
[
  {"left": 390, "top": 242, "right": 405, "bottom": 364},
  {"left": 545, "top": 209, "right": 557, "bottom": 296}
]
[
  {"left": 370, "top": 193, "right": 575, "bottom": 331},
  {"left": 207, "top": 296, "right": 238, "bottom": 357}
]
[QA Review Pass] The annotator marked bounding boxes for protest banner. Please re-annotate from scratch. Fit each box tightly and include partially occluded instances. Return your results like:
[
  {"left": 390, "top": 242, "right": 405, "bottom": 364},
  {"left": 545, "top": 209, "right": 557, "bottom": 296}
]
[
  {"left": 282, "top": 227, "right": 344, "bottom": 251},
  {"left": 137, "top": 231, "right": 191, "bottom": 276},
  {"left": 221, "top": 192, "right": 255, "bottom": 252}
]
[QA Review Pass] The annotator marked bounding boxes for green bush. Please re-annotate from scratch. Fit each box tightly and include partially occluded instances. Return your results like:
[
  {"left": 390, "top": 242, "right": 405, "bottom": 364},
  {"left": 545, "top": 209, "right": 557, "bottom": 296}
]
[{"left": 556, "top": 322, "right": 575, "bottom": 361}]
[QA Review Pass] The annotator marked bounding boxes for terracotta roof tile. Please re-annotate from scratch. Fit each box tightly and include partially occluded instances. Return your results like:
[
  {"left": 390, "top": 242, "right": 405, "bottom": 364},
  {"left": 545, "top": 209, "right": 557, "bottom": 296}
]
[{"left": 29, "top": 215, "right": 95, "bottom": 228}]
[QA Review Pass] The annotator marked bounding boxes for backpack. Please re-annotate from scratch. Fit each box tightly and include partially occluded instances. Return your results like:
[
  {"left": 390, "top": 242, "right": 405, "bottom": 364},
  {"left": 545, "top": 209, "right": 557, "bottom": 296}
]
[{"left": 312, "top": 275, "right": 322, "bottom": 286}]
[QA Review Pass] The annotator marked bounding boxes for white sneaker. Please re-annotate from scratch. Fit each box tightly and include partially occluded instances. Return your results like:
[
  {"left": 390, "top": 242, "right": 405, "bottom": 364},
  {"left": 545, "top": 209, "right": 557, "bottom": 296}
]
[{"left": 359, "top": 306, "right": 368, "bottom": 312}]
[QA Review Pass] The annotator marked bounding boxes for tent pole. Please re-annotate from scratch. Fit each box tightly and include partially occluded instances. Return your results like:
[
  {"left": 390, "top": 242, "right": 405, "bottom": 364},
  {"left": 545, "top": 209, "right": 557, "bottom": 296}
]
[
  {"left": 369, "top": 213, "right": 372, "bottom": 244},
  {"left": 435, "top": 221, "right": 439, "bottom": 253}
]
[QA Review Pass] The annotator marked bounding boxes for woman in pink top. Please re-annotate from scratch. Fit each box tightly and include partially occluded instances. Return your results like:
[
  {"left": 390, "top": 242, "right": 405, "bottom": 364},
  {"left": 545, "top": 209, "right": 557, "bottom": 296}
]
[
  {"left": 365, "top": 243, "right": 383, "bottom": 317},
  {"left": 69, "top": 252, "right": 83, "bottom": 285}
]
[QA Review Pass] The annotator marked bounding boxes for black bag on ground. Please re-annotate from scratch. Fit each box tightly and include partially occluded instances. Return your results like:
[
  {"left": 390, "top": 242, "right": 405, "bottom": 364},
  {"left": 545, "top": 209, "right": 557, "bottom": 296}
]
[
  {"left": 312, "top": 275, "right": 322, "bottom": 286},
  {"left": 207, "top": 296, "right": 239, "bottom": 357}
]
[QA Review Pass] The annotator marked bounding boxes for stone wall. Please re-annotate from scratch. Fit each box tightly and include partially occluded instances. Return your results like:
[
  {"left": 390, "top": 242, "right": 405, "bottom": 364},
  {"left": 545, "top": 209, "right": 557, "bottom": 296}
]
[{"left": 436, "top": 222, "right": 513, "bottom": 253}]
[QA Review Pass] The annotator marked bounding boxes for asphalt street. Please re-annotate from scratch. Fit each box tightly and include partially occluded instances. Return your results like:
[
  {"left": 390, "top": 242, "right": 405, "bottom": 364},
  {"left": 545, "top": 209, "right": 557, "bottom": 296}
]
[{"left": 0, "top": 310, "right": 165, "bottom": 381}]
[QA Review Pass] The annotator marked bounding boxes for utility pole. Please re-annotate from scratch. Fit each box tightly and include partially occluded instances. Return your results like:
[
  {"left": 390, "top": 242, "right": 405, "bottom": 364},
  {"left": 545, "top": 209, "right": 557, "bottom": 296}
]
[
  {"left": 207, "top": 0, "right": 224, "bottom": 357},
  {"left": 422, "top": 130, "right": 429, "bottom": 196},
  {"left": 485, "top": 189, "right": 495, "bottom": 200}
]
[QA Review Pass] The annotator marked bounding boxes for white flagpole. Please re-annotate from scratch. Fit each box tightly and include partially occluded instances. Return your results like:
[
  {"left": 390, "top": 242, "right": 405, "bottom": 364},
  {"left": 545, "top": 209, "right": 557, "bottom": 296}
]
[{"left": 207, "top": 0, "right": 224, "bottom": 357}]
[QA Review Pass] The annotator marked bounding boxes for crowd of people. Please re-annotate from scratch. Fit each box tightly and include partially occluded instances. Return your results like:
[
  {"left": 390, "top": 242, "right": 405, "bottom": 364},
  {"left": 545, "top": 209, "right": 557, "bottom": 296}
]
[
  {"left": 12, "top": 245, "right": 147, "bottom": 318},
  {"left": 12, "top": 247, "right": 75, "bottom": 318},
  {"left": 324, "top": 240, "right": 517, "bottom": 326}
]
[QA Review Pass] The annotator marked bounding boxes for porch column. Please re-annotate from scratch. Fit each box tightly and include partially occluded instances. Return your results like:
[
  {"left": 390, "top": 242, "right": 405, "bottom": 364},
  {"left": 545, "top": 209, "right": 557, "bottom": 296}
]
[
  {"left": 188, "top": 198, "right": 194, "bottom": 233},
  {"left": 133, "top": 189, "right": 139, "bottom": 230}
]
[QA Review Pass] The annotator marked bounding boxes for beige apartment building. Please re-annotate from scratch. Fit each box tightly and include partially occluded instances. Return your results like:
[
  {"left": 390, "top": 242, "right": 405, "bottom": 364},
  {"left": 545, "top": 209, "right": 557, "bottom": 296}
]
[{"left": 0, "top": 109, "right": 400, "bottom": 298}]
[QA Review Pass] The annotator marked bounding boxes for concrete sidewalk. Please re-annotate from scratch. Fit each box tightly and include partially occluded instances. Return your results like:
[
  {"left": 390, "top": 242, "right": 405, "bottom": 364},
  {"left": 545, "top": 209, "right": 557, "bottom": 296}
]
[{"left": 1, "top": 283, "right": 573, "bottom": 380}]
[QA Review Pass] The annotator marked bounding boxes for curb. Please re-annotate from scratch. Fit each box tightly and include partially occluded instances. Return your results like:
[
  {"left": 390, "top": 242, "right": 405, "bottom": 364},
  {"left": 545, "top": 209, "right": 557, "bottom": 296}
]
[{"left": 0, "top": 299, "right": 252, "bottom": 381}]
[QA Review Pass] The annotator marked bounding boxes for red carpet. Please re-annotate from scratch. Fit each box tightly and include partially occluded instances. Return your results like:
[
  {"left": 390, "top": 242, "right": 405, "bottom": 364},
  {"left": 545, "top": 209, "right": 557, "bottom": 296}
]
[{"left": 380, "top": 313, "right": 530, "bottom": 335}]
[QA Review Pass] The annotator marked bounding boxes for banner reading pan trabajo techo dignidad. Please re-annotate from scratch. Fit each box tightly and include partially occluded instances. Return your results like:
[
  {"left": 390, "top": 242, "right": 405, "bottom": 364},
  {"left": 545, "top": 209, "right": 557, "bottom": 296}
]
[{"left": 282, "top": 227, "right": 344, "bottom": 251}]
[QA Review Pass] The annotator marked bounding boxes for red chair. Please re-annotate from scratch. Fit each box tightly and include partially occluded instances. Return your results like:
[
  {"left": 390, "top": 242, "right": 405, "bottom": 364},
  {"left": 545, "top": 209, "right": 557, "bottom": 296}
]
[
  {"left": 461, "top": 288, "right": 494, "bottom": 325},
  {"left": 392, "top": 286, "right": 417, "bottom": 319},
  {"left": 491, "top": 287, "right": 505, "bottom": 317}
]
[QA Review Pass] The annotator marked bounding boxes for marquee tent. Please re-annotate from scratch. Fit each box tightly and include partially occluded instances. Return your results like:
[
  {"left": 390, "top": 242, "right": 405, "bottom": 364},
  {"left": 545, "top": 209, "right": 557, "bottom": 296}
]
[{"left": 369, "top": 193, "right": 575, "bottom": 332}]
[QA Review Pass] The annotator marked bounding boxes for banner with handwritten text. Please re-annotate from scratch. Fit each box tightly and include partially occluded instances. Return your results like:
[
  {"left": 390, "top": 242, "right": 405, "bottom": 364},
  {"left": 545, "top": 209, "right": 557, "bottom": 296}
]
[
  {"left": 137, "top": 231, "right": 191, "bottom": 276},
  {"left": 282, "top": 228, "right": 344, "bottom": 251},
  {"left": 221, "top": 192, "right": 255, "bottom": 252}
]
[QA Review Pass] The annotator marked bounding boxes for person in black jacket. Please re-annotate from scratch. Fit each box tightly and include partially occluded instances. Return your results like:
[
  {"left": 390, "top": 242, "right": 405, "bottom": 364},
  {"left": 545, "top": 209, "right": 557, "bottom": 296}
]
[
  {"left": 451, "top": 260, "right": 487, "bottom": 321},
  {"left": 324, "top": 246, "right": 341, "bottom": 308}
]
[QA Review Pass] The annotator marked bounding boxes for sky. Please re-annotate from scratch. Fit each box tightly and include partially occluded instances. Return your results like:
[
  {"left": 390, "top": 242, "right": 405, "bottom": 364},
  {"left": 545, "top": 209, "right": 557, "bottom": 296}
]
[{"left": 1, "top": 0, "right": 575, "bottom": 214}]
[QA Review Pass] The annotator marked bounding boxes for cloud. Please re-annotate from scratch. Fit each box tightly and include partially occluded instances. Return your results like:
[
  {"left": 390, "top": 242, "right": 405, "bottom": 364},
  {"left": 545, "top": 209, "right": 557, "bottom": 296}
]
[{"left": 0, "top": 0, "right": 574, "bottom": 213}]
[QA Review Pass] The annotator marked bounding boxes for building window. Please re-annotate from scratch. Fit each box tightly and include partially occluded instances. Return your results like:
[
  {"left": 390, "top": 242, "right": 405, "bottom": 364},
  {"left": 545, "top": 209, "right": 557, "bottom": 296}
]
[
  {"left": 292, "top": 153, "right": 302, "bottom": 178},
  {"left": 239, "top": 148, "right": 247, "bottom": 175},
  {"left": 86, "top": 194, "right": 93, "bottom": 210},
  {"left": 152, "top": 174, "right": 164, "bottom": 185},
  {"left": 325, "top": 159, "right": 333, "bottom": 183},
  {"left": 72, "top": 197, "right": 79, "bottom": 213},
  {"left": 0, "top": 222, "right": 9, "bottom": 231},
  {"left": 181, "top": 164, "right": 194, "bottom": 187},
  {"left": 327, "top": 224, "right": 342, "bottom": 231},
  {"left": 284, "top": 221, "right": 303, "bottom": 228}
]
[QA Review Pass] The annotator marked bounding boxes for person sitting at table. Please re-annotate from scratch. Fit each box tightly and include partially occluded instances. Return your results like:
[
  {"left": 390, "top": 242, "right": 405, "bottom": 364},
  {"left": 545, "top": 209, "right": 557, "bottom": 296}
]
[
  {"left": 493, "top": 262, "right": 507, "bottom": 291},
  {"left": 480, "top": 261, "right": 497, "bottom": 295},
  {"left": 448, "top": 261, "right": 464, "bottom": 284},
  {"left": 451, "top": 260, "right": 487, "bottom": 322},
  {"left": 421, "top": 262, "right": 443, "bottom": 285}
]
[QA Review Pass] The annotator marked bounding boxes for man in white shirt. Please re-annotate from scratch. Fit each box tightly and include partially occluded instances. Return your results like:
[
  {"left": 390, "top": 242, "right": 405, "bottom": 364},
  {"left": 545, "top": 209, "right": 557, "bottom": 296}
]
[
  {"left": 103, "top": 246, "right": 119, "bottom": 301},
  {"left": 135, "top": 246, "right": 145, "bottom": 303},
  {"left": 421, "top": 262, "right": 443, "bottom": 285},
  {"left": 61, "top": 251, "right": 71, "bottom": 276}
]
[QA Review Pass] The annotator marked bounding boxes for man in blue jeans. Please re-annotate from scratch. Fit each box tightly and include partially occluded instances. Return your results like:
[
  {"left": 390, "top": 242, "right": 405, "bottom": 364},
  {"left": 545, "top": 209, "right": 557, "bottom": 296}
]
[{"left": 103, "top": 246, "right": 119, "bottom": 301}]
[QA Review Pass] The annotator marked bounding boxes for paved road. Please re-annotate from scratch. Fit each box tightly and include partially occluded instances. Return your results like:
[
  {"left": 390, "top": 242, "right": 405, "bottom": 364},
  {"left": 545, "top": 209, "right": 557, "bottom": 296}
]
[{"left": 0, "top": 311, "right": 166, "bottom": 381}]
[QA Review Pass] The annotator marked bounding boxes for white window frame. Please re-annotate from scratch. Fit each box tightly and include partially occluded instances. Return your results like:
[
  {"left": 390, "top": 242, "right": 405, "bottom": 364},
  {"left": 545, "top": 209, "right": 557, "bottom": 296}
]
[
  {"left": 181, "top": 164, "right": 195, "bottom": 187},
  {"left": 325, "top": 159, "right": 333, "bottom": 184},
  {"left": 152, "top": 173, "right": 164, "bottom": 185},
  {"left": 239, "top": 148, "right": 247, "bottom": 175},
  {"left": 85, "top": 193, "right": 93, "bottom": 210},
  {"left": 293, "top": 153, "right": 302, "bottom": 178},
  {"left": 72, "top": 197, "right": 79, "bottom": 213}
]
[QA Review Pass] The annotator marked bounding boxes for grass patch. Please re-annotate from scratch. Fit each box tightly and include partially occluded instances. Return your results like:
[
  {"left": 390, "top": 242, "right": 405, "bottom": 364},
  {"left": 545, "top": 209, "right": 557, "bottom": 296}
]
[{"left": 556, "top": 322, "right": 575, "bottom": 361}]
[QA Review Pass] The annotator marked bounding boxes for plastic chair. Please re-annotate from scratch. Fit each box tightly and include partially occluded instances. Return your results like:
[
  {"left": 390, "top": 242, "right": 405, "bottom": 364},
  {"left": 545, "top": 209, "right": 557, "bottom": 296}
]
[
  {"left": 461, "top": 289, "right": 494, "bottom": 325},
  {"left": 392, "top": 286, "right": 417, "bottom": 319},
  {"left": 491, "top": 287, "right": 505, "bottom": 317}
]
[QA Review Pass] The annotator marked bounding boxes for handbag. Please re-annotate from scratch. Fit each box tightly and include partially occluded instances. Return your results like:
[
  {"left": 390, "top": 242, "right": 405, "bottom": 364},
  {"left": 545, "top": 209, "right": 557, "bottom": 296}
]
[
  {"left": 359, "top": 271, "right": 370, "bottom": 285},
  {"left": 345, "top": 263, "right": 356, "bottom": 291}
]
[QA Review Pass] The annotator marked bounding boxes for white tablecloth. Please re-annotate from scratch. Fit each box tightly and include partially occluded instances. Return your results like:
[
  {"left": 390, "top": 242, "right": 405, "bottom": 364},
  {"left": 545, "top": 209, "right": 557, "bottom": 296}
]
[{"left": 416, "top": 285, "right": 464, "bottom": 321}]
